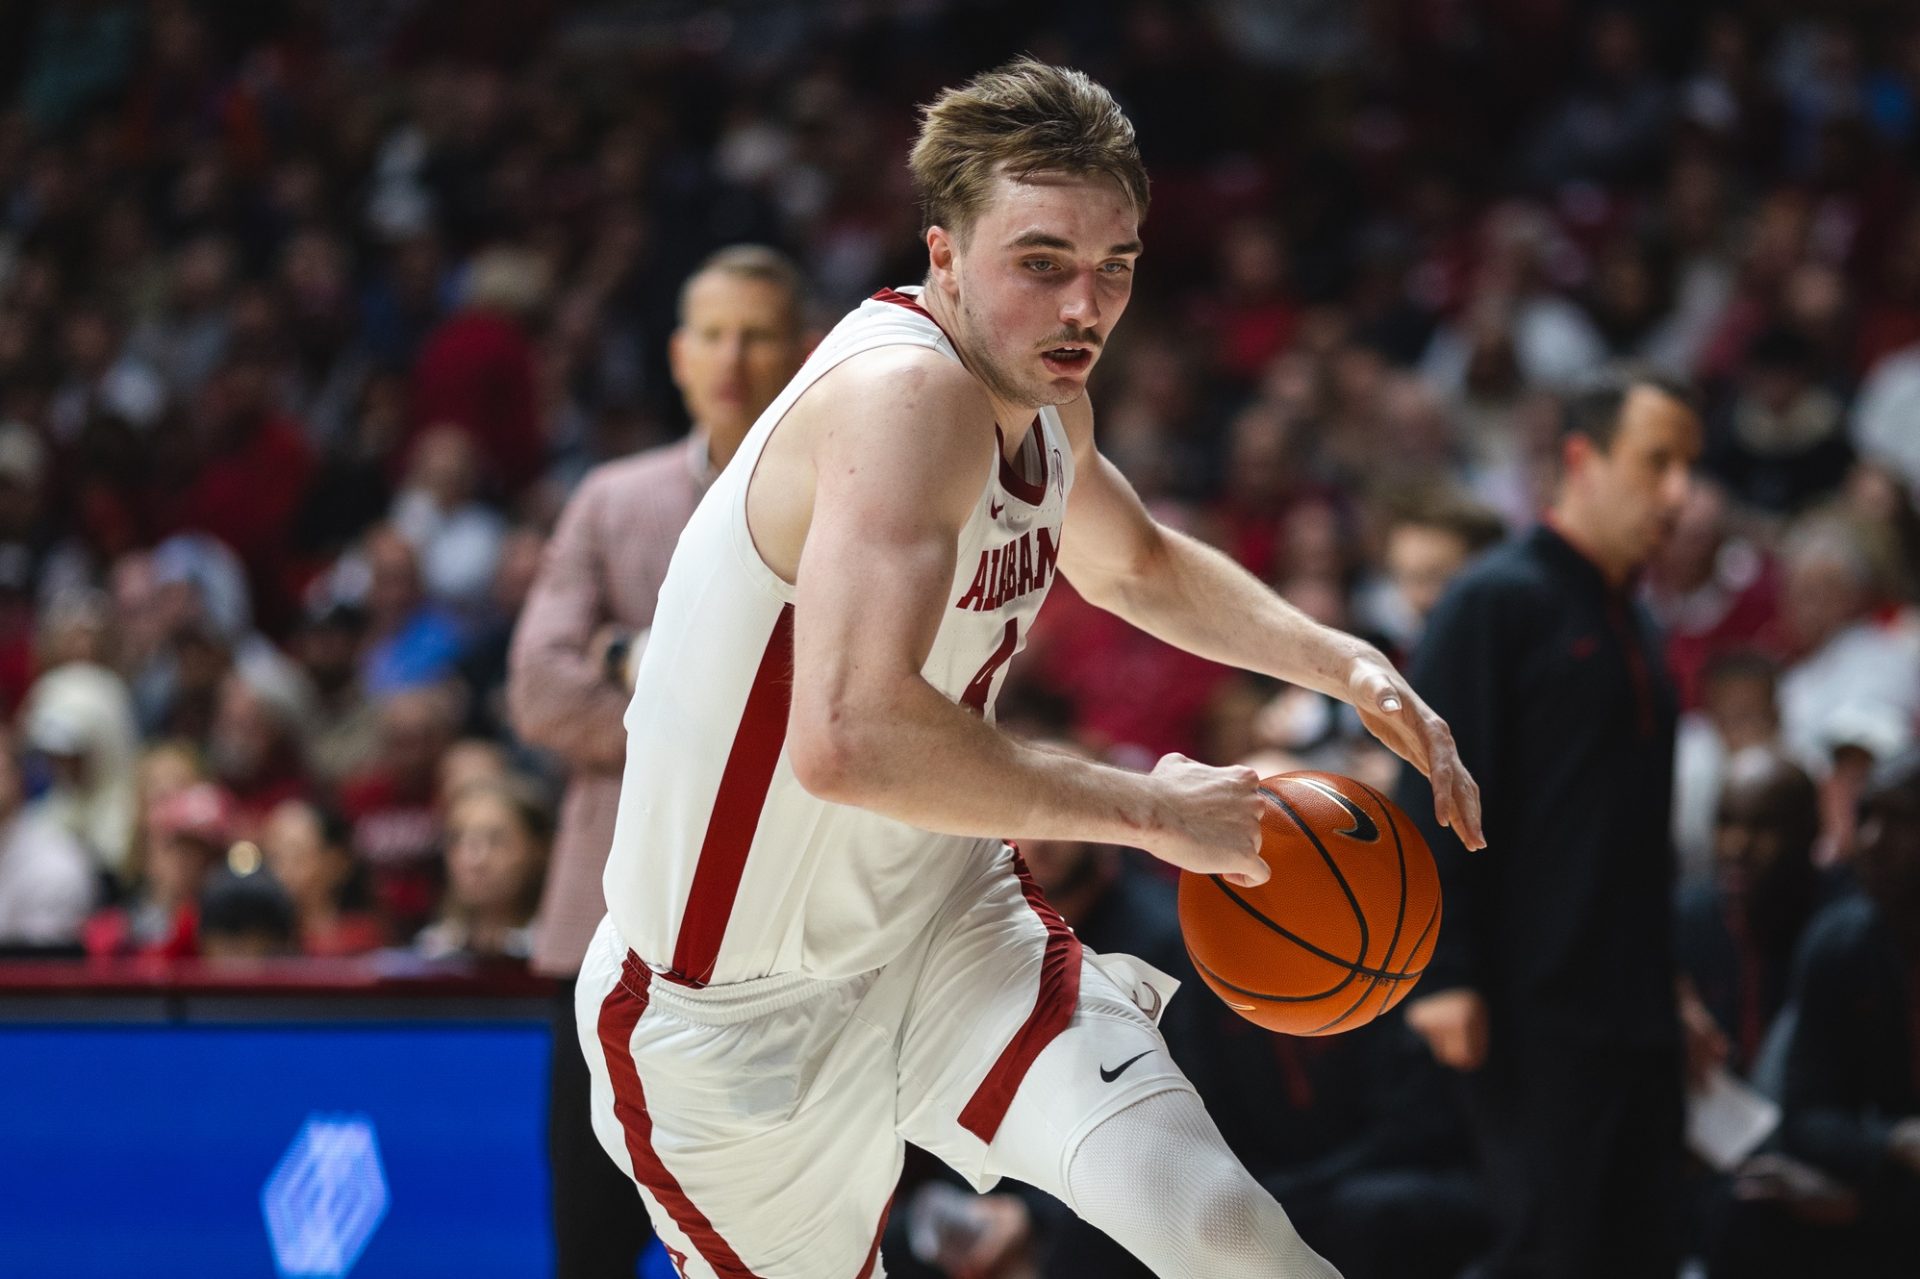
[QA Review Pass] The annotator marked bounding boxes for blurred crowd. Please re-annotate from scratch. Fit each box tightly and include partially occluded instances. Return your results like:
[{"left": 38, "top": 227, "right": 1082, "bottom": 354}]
[{"left": 0, "top": 0, "right": 1916, "bottom": 1275}]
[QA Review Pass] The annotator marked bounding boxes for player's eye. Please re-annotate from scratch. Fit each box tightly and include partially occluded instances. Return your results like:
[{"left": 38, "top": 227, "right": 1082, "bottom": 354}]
[
  {"left": 1101, "top": 260, "right": 1133, "bottom": 275},
  {"left": 1023, "top": 258, "right": 1058, "bottom": 273}
]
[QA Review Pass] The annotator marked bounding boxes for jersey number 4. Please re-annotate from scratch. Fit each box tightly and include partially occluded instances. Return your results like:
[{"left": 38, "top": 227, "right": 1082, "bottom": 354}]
[{"left": 960, "top": 619, "right": 1019, "bottom": 716}]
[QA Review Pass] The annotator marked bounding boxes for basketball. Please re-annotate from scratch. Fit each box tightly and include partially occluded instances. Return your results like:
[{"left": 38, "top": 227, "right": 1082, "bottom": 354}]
[{"left": 1178, "top": 771, "right": 1441, "bottom": 1036}]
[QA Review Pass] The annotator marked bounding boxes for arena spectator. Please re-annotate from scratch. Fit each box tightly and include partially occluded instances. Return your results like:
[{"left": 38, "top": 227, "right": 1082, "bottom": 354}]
[
  {"left": 285, "top": 601, "right": 380, "bottom": 785},
  {"left": 206, "top": 665, "right": 312, "bottom": 839},
  {"left": 126, "top": 232, "right": 238, "bottom": 398},
  {"left": 197, "top": 867, "right": 297, "bottom": 961},
  {"left": 0, "top": 724, "right": 95, "bottom": 950},
  {"left": 338, "top": 683, "right": 460, "bottom": 939},
  {"left": 19, "top": 652, "right": 140, "bottom": 880},
  {"left": 1643, "top": 481, "right": 1781, "bottom": 713},
  {"left": 258, "top": 798, "right": 383, "bottom": 958},
  {"left": 1358, "top": 487, "right": 1507, "bottom": 658},
  {"left": 83, "top": 780, "right": 234, "bottom": 959},
  {"left": 1706, "top": 329, "right": 1853, "bottom": 516},
  {"left": 1851, "top": 337, "right": 1920, "bottom": 494},
  {"left": 1675, "top": 749, "right": 1824, "bottom": 1079},
  {"left": 353, "top": 523, "right": 467, "bottom": 696},
  {"left": 414, "top": 776, "right": 549, "bottom": 963},
  {"left": 437, "top": 737, "right": 511, "bottom": 812},
  {"left": 390, "top": 423, "right": 506, "bottom": 613},
  {"left": 408, "top": 246, "right": 547, "bottom": 495},
  {"left": 1774, "top": 515, "right": 1920, "bottom": 780},
  {"left": 164, "top": 347, "right": 315, "bottom": 625},
  {"left": 1765, "top": 750, "right": 1920, "bottom": 1275},
  {"left": 1672, "top": 652, "right": 1786, "bottom": 888}
]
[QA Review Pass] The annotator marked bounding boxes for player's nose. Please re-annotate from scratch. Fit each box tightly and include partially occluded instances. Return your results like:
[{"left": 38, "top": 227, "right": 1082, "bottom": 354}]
[{"left": 1059, "top": 276, "right": 1100, "bottom": 329}]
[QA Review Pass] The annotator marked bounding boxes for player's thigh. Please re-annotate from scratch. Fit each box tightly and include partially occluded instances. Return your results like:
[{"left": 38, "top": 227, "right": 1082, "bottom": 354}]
[
  {"left": 893, "top": 860, "right": 1193, "bottom": 1201},
  {"left": 980, "top": 953, "right": 1196, "bottom": 1200},
  {"left": 576, "top": 919, "right": 899, "bottom": 1277}
]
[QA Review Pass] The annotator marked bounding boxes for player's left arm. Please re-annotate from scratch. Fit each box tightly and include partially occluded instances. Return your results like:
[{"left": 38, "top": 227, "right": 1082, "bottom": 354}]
[{"left": 1053, "top": 393, "right": 1485, "bottom": 849}]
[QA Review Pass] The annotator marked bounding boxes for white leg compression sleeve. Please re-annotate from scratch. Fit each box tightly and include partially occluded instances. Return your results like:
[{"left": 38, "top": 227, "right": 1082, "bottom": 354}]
[{"left": 1062, "top": 1089, "right": 1344, "bottom": 1279}]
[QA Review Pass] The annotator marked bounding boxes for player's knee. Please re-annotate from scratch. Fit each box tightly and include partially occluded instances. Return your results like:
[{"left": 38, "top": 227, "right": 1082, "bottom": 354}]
[{"left": 1190, "top": 1167, "right": 1278, "bottom": 1247}]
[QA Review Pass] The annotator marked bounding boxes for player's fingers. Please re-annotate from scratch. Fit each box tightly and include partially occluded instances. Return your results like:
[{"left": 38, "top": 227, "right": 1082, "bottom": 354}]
[
  {"left": 1429, "top": 752, "right": 1457, "bottom": 830},
  {"left": 1449, "top": 749, "right": 1485, "bottom": 848},
  {"left": 1224, "top": 853, "right": 1270, "bottom": 888},
  {"left": 1454, "top": 769, "right": 1485, "bottom": 850}
]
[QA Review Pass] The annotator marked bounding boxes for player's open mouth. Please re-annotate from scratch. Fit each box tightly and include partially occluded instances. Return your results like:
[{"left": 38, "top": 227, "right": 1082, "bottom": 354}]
[{"left": 1041, "top": 346, "right": 1093, "bottom": 374}]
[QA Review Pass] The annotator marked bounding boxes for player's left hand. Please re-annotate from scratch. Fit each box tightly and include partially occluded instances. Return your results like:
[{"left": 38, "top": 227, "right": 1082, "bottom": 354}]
[{"left": 1345, "top": 650, "right": 1485, "bottom": 850}]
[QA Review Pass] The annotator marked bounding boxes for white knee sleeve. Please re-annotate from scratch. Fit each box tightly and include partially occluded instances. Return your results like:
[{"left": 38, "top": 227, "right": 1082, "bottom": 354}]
[{"left": 1064, "top": 1090, "right": 1344, "bottom": 1279}]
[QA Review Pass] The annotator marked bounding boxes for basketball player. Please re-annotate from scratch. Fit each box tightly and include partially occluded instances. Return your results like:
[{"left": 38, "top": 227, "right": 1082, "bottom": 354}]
[
  {"left": 578, "top": 59, "right": 1483, "bottom": 1279},
  {"left": 510, "top": 245, "right": 807, "bottom": 1278}
]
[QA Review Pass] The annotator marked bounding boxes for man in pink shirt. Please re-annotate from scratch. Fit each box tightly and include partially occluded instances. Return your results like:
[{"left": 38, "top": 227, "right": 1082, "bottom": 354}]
[{"left": 507, "top": 244, "right": 806, "bottom": 1279}]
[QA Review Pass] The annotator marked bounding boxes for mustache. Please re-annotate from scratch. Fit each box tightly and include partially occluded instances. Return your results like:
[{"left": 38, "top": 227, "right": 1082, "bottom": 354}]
[{"left": 1039, "top": 329, "right": 1102, "bottom": 350}]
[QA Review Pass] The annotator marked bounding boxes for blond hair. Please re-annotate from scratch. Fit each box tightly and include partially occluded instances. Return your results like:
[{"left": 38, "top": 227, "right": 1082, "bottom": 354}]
[{"left": 909, "top": 58, "right": 1149, "bottom": 242}]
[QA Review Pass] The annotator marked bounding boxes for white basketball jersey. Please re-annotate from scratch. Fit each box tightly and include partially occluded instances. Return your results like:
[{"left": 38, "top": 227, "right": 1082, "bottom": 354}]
[{"left": 602, "top": 288, "right": 1076, "bottom": 986}]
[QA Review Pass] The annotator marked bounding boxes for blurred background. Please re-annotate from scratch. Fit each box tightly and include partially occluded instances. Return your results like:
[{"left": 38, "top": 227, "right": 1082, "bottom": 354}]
[{"left": 0, "top": 1, "right": 1916, "bottom": 1276}]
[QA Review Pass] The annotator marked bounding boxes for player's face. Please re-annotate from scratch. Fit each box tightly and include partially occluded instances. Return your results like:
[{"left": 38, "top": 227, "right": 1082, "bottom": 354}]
[
  {"left": 670, "top": 273, "right": 805, "bottom": 447},
  {"left": 1581, "top": 387, "right": 1701, "bottom": 571},
  {"left": 942, "top": 170, "right": 1140, "bottom": 409}
]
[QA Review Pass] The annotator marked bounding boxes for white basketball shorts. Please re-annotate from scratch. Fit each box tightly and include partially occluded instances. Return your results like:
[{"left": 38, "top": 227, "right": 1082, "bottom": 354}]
[{"left": 576, "top": 844, "right": 1193, "bottom": 1278}]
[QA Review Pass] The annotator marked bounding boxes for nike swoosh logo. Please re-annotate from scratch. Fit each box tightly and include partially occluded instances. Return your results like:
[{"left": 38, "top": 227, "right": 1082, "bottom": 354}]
[
  {"left": 1286, "top": 777, "right": 1380, "bottom": 842},
  {"left": 989, "top": 499, "right": 1005, "bottom": 519},
  {"left": 1100, "top": 1050, "right": 1154, "bottom": 1083}
]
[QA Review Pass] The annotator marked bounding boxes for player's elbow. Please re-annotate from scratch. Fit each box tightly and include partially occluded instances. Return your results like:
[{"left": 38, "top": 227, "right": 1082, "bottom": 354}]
[
  {"left": 788, "top": 690, "right": 891, "bottom": 805},
  {"left": 788, "top": 715, "right": 866, "bottom": 804}
]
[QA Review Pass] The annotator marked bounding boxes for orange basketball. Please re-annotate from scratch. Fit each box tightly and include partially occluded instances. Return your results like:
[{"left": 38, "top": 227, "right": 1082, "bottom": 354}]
[{"left": 1178, "top": 770, "right": 1441, "bottom": 1036}]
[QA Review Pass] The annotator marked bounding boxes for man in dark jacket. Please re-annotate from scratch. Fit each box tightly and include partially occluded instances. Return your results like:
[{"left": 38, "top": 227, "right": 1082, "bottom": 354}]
[
  {"left": 1397, "top": 367, "right": 1704, "bottom": 1279},
  {"left": 1768, "top": 749, "right": 1920, "bottom": 1275}
]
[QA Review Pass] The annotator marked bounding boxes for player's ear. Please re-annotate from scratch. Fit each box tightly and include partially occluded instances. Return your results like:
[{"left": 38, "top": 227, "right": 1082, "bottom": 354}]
[{"left": 926, "top": 225, "right": 958, "bottom": 289}]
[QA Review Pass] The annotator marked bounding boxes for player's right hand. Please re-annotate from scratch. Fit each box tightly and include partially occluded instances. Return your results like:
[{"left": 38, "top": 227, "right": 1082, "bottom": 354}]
[
  {"left": 1142, "top": 754, "right": 1270, "bottom": 888},
  {"left": 1406, "top": 988, "right": 1490, "bottom": 1071}
]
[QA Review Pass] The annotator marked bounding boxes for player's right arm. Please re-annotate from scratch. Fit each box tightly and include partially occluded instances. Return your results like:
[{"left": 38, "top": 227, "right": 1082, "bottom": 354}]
[{"left": 773, "top": 348, "right": 1267, "bottom": 886}]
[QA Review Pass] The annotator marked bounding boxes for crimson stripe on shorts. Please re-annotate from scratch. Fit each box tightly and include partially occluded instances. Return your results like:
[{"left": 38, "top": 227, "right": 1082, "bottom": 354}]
[
  {"left": 957, "top": 850, "right": 1084, "bottom": 1141},
  {"left": 597, "top": 956, "right": 765, "bottom": 1278},
  {"left": 853, "top": 1192, "right": 893, "bottom": 1279},
  {"left": 668, "top": 604, "right": 795, "bottom": 987}
]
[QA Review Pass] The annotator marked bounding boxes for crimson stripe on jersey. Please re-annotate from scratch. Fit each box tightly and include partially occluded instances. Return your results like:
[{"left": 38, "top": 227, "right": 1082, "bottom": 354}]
[
  {"left": 668, "top": 604, "right": 796, "bottom": 986},
  {"left": 957, "top": 850, "right": 1084, "bottom": 1141},
  {"left": 992, "top": 420, "right": 1048, "bottom": 505},
  {"left": 854, "top": 1192, "right": 893, "bottom": 1279},
  {"left": 872, "top": 287, "right": 954, "bottom": 344},
  {"left": 597, "top": 956, "right": 766, "bottom": 1278}
]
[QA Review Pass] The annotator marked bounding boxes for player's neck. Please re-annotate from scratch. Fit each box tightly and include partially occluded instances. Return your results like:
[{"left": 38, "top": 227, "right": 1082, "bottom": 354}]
[{"left": 919, "top": 284, "right": 1043, "bottom": 446}]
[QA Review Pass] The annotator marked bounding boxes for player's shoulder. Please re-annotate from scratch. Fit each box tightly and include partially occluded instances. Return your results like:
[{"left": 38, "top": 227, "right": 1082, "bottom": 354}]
[
  {"left": 804, "top": 344, "right": 996, "bottom": 462},
  {"left": 829, "top": 340, "right": 984, "bottom": 405}
]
